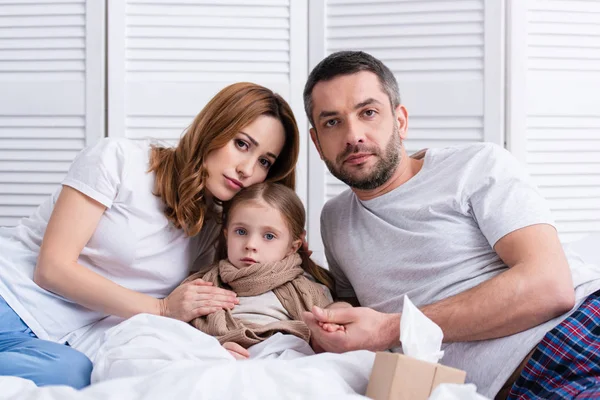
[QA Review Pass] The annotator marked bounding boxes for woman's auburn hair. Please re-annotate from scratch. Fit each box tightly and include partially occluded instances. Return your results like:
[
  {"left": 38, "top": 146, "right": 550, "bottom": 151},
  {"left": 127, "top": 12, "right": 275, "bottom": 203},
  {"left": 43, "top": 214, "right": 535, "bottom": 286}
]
[
  {"left": 216, "top": 182, "right": 336, "bottom": 296},
  {"left": 149, "top": 82, "right": 300, "bottom": 237}
]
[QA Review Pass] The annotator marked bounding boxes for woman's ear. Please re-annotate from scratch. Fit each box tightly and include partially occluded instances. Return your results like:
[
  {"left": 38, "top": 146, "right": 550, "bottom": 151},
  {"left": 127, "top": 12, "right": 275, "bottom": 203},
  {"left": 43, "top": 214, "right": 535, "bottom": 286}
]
[{"left": 287, "top": 239, "right": 302, "bottom": 256}]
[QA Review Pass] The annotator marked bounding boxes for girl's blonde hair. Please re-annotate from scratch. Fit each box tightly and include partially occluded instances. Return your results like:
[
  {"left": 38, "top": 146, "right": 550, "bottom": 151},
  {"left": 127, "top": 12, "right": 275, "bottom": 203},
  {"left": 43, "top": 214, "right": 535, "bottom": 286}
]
[
  {"left": 149, "top": 83, "right": 299, "bottom": 237},
  {"left": 216, "top": 183, "right": 336, "bottom": 295}
]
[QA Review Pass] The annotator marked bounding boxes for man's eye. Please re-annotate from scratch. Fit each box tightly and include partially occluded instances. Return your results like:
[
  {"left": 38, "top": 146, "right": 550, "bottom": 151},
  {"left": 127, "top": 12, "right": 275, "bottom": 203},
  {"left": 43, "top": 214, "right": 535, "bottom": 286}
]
[
  {"left": 364, "top": 110, "right": 376, "bottom": 117},
  {"left": 325, "top": 119, "right": 338, "bottom": 127}
]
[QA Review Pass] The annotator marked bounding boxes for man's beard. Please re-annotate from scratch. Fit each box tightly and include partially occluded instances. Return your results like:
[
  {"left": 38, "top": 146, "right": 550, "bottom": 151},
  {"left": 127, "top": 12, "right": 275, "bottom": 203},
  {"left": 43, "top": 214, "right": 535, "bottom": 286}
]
[{"left": 323, "top": 124, "right": 402, "bottom": 191}]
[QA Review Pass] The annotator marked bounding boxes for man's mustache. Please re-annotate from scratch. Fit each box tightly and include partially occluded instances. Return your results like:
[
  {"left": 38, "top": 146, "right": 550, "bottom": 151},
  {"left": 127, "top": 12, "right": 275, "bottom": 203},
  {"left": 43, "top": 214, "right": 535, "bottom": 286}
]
[{"left": 336, "top": 145, "right": 379, "bottom": 164}]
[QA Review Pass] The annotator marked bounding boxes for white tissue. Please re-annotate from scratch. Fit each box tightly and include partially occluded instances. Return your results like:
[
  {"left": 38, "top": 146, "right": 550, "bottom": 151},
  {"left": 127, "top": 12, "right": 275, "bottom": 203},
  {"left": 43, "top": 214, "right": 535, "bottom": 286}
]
[
  {"left": 428, "top": 383, "right": 491, "bottom": 400},
  {"left": 400, "top": 295, "right": 445, "bottom": 363}
]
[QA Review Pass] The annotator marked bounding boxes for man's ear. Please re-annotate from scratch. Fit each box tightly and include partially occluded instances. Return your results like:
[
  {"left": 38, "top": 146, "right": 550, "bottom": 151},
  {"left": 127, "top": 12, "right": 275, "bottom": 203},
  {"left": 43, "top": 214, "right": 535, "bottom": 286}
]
[
  {"left": 309, "top": 128, "right": 324, "bottom": 160},
  {"left": 287, "top": 239, "right": 302, "bottom": 256},
  {"left": 394, "top": 104, "right": 409, "bottom": 140}
]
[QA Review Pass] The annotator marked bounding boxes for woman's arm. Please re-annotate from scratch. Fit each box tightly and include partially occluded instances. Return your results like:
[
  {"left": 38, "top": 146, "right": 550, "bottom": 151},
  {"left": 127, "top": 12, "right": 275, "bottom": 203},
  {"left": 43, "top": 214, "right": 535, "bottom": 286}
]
[{"left": 34, "top": 186, "right": 237, "bottom": 321}]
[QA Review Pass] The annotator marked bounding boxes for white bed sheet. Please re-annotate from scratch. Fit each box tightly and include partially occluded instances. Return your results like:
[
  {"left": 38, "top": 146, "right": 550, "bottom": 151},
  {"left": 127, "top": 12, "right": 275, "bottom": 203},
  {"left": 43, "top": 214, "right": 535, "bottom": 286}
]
[{"left": 0, "top": 314, "right": 374, "bottom": 400}]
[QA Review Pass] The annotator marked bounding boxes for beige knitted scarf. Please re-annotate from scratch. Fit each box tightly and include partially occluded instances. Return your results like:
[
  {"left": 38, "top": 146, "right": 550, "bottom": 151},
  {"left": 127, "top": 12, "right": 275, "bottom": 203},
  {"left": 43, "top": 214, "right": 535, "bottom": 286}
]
[{"left": 186, "top": 253, "right": 331, "bottom": 348}]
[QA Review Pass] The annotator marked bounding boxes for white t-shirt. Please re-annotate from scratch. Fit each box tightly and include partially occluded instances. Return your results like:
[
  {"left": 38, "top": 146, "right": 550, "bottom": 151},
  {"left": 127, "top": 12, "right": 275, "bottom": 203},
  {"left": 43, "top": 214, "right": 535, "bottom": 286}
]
[
  {"left": 321, "top": 143, "right": 600, "bottom": 398},
  {"left": 0, "top": 138, "right": 220, "bottom": 343},
  {"left": 232, "top": 291, "right": 292, "bottom": 325}
]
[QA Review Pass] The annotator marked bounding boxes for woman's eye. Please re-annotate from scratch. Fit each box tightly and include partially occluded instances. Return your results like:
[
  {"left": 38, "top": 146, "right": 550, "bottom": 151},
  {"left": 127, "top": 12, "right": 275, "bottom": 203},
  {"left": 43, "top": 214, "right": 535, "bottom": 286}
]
[
  {"left": 259, "top": 158, "right": 272, "bottom": 169},
  {"left": 264, "top": 233, "right": 275, "bottom": 240},
  {"left": 234, "top": 228, "right": 246, "bottom": 236},
  {"left": 235, "top": 139, "right": 249, "bottom": 150}
]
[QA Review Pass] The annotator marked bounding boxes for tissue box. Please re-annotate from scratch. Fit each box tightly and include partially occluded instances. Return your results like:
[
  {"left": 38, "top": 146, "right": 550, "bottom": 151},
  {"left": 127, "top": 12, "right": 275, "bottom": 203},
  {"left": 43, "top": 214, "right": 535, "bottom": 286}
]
[{"left": 366, "top": 352, "right": 466, "bottom": 400}]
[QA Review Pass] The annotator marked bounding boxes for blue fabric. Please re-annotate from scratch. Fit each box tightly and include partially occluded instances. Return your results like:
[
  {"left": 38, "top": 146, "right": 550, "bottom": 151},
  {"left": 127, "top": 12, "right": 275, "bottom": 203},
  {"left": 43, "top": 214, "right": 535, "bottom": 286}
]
[
  {"left": 0, "top": 296, "right": 92, "bottom": 389},
  {"left": 508, "top": 290, "right": 600, "bottom": 399}
]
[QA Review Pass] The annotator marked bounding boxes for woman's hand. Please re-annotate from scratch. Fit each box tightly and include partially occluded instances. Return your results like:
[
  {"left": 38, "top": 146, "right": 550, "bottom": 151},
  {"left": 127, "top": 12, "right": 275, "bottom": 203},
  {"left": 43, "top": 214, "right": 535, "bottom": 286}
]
[
  {"left": 159, "top": 279, "right": 239, "bottom": 322},
  {"left": 223, "top": 342, "right": 250, "bottom": 360}
]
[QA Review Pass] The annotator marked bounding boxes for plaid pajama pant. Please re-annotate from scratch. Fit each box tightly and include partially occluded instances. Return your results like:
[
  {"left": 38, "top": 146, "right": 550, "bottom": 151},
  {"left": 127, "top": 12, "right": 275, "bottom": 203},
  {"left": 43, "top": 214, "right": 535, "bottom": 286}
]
[{"left": 508, "top": 290, "right": 600, "bottom": 399}]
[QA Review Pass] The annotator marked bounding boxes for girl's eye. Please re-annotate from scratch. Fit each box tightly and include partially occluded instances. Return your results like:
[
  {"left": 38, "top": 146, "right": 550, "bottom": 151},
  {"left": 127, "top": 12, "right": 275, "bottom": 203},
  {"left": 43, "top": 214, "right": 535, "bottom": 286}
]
[
  {"left": 264, "top": 233, "right": 275, "bottom": 240},
  {"left": 234, "top": 228, "right": 246, "bottom": 236},
  {"left": 259, "top": 158, "right": 272, "bottom": 169},
  {"left": 235, "top": 139, "right": 249, "bottom": 150}
]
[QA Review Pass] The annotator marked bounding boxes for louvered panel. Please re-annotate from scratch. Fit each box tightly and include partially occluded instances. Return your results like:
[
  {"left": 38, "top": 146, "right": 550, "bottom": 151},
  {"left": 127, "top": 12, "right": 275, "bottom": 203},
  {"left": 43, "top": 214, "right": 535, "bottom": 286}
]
[
  {"left": 524, "top": 1, "right": 600, "bottom": 243},
  {"left": 116, "top": 0, "right": 298, "bottom": 141},
  {"left": 125, "top": 1, "right": 290, "bottom": 84},
  {"left": 324, "top": 0, "right": 485, "bottom": 201},
  {"left": 0, "top": 2, "right": 85, "bottom": 79},
  {"left": 528, "top": 5, "right": 600, "bottom": 72},
  {"left": 327, "top": 0, "right": 483, "bottom": 78},
  {"left": 0, "top": 115, "right": 85, "bottom": 226},
  {"left": 0, "top": 0, "right": 103, "bottom": 227}
]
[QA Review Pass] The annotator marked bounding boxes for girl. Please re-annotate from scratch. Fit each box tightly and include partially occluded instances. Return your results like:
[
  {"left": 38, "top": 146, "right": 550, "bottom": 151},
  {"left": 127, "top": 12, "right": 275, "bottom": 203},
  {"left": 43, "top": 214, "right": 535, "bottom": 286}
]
[
  {"left": 183, "top": 182, "right": 340, "bottom": 359},
  {"left": 0, "top": 83, "right": 299, "bottom": 388}
]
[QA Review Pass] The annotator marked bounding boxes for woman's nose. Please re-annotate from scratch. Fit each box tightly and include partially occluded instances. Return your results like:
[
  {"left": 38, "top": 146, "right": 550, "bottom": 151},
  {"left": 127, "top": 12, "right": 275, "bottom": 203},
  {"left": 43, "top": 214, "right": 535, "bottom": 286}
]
[{"left": 236, "top": 158, "right": 255, "bottom": 179}]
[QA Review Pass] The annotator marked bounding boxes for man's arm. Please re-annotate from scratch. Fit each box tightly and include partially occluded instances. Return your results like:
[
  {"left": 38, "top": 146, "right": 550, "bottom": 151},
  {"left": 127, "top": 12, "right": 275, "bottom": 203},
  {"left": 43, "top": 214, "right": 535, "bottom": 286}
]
[
  {"left": 304, "top": 223, "right": 575, "bottom": 352},
  {"left": 421, "top": 223, "right": 574, "bottom": 342}
]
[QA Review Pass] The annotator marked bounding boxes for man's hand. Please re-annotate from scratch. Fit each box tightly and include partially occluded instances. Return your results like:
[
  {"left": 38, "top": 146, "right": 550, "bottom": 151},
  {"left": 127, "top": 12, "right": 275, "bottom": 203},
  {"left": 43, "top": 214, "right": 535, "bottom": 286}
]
[
  {"left": 319, "top": 302, "right": 353, "bottom": 332},
  {"left": 303, "top": 305, "right": 400, "bottom": 353}
]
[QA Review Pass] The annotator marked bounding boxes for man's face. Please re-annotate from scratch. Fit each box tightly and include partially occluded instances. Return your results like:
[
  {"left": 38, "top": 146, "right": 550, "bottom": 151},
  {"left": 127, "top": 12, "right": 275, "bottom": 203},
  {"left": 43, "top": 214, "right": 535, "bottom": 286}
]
[{"left": 309, "top": 71, "right": 407, "bottom": 191}]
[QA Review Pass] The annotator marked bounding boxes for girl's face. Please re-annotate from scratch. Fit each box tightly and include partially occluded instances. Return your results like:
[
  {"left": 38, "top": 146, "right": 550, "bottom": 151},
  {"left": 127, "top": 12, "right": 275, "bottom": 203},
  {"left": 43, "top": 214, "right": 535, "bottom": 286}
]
[
  {"left": 224, "top": 200, "right": 301, "bottom": 269},
  {"left": 204, "top": 115, "right": 286, "bottom": 202}
]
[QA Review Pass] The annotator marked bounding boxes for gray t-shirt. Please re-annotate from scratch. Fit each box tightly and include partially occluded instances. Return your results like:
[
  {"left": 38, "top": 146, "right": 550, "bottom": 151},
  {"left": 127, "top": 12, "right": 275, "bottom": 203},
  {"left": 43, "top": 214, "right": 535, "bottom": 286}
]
[{"left": 321, "top": 143, "right": 600, "bottom": 398}]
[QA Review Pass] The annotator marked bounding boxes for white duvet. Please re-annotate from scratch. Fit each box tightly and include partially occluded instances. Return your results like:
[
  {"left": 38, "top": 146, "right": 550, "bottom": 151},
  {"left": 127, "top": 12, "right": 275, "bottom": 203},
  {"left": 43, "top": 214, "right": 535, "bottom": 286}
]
[{"left": 0, "top": 314, "right": 375, "bottom": 400}]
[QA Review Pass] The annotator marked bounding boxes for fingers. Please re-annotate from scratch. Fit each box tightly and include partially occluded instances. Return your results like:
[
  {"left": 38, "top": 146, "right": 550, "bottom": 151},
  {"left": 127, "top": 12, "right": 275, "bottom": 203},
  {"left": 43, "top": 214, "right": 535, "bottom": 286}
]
[
  {"left": 302, "top": 311, "right": 319, "bottom": 327},
  {"left": 190, "top": 279, "right": 213, "bottom": 286},
  {"left": 194, "top": 284, "right": 239, "bottom": 300},
  {"left": 322, "top": 323, "right": 346, "bottom": 332},
  {"left": 223, "top": 342, "right": 250, "bottom": 360},
  {"left": 196, "top": 293, "right": 238, "bottom": 304},
  {"left": 312, "top": 305, "right": 353, "bottom": 324},
  {"left": 191, "top": 306, "right": 221, "bottom": 318},
  {"left": 193, "top": 299, "right": 236, "bottom": 310}
]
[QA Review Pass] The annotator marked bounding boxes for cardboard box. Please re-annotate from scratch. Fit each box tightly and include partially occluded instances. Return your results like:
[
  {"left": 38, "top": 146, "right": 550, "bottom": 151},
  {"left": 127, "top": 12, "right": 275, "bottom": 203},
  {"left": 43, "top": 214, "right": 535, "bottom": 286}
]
[{"left": 366, "top": 352, "right": 466, "bottom": 400}]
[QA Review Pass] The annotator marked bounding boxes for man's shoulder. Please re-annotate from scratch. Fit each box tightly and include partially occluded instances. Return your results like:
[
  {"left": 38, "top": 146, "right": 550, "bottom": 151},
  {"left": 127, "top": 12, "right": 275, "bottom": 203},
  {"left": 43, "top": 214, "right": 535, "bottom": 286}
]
[
  {"left": 430, "top": 142, "right": 505, "bottom": 163},
  {"left": 322, "top": 188, "right": 354, "bottom": 219}
]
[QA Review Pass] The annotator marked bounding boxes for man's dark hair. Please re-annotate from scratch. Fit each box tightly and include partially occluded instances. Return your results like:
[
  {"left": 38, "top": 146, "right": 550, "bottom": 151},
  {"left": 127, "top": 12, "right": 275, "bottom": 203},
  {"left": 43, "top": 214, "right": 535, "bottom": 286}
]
[{"left": 303, "top": 51, "right": 401, "bottom": 128}]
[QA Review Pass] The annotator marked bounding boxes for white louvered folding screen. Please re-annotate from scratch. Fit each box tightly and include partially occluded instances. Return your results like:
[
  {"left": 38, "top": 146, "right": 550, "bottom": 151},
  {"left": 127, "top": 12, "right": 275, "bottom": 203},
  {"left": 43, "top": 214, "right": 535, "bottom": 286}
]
[
  {"left": 107, "top": 0, "right": 309, "bottom": 205},
  {"left": 0, "top": 0, "right": 104, "bottom": 226},
  {"left": 508, "top": 0, "right": 600, "bottom": 243},
  {"left": 307, "top": 0, "right": 503, "bottom": 264}
]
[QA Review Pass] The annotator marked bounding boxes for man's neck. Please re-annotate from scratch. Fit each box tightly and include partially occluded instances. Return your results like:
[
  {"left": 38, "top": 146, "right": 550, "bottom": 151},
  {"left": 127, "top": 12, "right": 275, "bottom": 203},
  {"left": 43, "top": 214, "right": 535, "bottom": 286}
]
[{"left": 352, "top": 147, "right": 425, "bottom": 201}]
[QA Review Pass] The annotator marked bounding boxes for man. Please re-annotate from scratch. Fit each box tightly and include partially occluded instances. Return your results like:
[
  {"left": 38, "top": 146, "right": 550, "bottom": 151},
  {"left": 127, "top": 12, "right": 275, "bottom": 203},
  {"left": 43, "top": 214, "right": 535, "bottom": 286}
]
[{"left": 301, "top": 51, "right": 600, "bottom": 399}]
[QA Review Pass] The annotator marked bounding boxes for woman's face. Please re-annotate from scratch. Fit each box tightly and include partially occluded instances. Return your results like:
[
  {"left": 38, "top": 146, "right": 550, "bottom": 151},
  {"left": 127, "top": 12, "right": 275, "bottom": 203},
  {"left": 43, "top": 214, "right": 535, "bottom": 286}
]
[{"left": 204, "top": 115, "right": 286, "bottom": 201}]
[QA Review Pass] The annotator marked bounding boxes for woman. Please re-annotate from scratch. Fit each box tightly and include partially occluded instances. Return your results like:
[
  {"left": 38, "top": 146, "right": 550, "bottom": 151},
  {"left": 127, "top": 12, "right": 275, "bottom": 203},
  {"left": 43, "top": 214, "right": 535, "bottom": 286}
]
[{"left": 0, "top": 83, "right": 299, "bottom": 388}]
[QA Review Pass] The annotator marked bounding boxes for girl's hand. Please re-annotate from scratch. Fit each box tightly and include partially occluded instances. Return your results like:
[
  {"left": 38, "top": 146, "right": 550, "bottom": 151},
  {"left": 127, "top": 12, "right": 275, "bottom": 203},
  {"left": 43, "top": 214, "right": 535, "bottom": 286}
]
[
  {"left": 223, "top": 342, "right": 250, "bottom": 360},
  {"left": 318, "top": 321, "right": 346, "bottom": 332},
  {"left": 318, "top": 301, "right": 352, "bottom": 332},
  {"left": 159, "top": 279, "right": 238, "bottom": 322}
]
